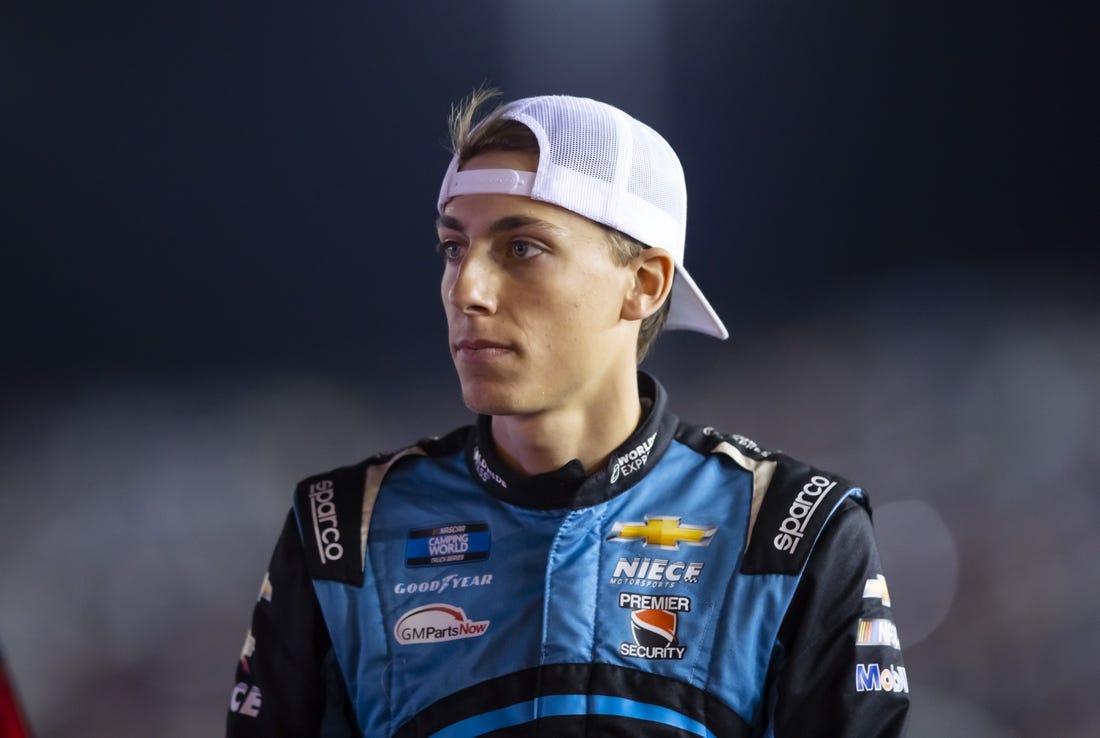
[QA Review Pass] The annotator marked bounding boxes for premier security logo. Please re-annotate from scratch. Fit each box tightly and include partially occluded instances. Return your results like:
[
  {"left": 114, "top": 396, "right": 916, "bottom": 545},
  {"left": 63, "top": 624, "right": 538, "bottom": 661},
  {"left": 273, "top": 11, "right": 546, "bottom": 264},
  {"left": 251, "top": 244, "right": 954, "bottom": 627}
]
[
  {"left": 394, "top": 604, "right": 490, "bottom": 645},
  {"left": 618, "top": 592, "right": 691, "bottom": 660}
]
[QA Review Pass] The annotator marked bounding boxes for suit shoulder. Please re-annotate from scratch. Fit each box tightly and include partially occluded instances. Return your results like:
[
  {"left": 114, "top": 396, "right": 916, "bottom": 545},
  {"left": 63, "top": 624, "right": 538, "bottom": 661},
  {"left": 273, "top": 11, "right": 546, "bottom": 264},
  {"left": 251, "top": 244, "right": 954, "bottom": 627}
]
[
  {"left": 677, "top": 422, "right": 868, "bottom": 575},
  {"left": 291, "top": 425, "right": 471, "bottom": 585}
]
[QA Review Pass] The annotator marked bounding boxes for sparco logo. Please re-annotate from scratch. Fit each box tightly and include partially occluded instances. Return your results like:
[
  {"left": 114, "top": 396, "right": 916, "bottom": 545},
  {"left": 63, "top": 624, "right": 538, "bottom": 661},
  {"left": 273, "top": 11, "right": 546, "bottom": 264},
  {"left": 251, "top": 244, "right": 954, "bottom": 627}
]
[
  {"left": 609, "top": 432, "right": 657, "bottom": 484},
  {"left": 773, "top": 475, "right": 836, "bottom": 555},
  {"left": 309, "top": 480, "right": 343, "bottom": 563},
  {"left": 394, "top": 604, "right": 490, "bottom": 645},
  {"left": 472, "top": 446, "right": 507, "bottom": 488}
]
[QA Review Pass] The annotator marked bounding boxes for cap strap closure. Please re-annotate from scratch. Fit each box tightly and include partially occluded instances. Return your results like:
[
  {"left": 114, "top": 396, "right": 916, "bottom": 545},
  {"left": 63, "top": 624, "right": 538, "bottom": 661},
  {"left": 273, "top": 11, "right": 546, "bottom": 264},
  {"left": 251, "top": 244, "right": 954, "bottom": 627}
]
[{"left": 442, "top": 169, "right": 535, "bottom": 201}]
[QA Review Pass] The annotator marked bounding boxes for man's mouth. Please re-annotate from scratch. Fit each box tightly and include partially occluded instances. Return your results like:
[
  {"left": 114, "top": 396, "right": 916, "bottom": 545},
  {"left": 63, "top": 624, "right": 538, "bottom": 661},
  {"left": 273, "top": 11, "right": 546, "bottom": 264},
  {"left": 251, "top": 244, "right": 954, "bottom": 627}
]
[{"left": 453, "top": 339, "right": 514, "bottom": 362}]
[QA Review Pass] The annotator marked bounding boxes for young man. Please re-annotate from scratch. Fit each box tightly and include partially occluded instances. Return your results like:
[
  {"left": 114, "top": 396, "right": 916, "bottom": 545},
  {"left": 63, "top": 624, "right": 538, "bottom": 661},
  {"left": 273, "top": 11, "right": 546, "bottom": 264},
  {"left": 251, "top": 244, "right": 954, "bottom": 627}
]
[{"left": 227, "top": 93, "right": 909, "bottom": 737}]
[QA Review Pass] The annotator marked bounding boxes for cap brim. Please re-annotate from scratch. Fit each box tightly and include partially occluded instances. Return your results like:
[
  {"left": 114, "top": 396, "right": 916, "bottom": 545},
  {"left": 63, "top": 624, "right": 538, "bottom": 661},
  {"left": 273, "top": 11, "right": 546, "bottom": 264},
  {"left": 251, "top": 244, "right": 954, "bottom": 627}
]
[{"left": 665, "top": 265, "right": 729, "bottom": 340}]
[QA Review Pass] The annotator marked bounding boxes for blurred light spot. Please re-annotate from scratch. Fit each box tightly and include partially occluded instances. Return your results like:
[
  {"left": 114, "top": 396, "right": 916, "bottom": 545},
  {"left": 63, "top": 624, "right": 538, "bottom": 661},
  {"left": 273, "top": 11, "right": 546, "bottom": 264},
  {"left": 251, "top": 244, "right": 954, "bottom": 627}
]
[{"left": 874, "top": 499, "right": 958, "bottom": 647}]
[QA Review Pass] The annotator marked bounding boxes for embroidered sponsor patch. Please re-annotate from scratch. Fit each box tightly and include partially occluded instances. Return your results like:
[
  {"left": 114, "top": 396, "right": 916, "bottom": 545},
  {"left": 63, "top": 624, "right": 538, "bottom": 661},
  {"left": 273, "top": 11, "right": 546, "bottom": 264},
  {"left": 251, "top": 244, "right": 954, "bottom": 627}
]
[
  {"left": 855, "top": 663, "right": 909, "bottom": 694},
  {"left": 294, "top": 462, "right": 368, "bottom": 586},
  {"left": 229, "top": 682, "right": 263, "bottom": 718},
  {"left": 771, "top": 475, "right": 836, "bottom": 555},
  {"left": 308, "top": 480, "right": 344, "bottom": 564},
  {"left": 394, "top": 573, "right": 493, "bottom": 595},
  {"left": 607, "top": 516, "right": 717, "bottom": 550},
  {"left": 257, "top": 572, "right": 272, "bottom": 603},
  {"left": 617, "top": 591, "right": 690, "bottom": 660},
  {"left": 609, "top": 431, "right": 657, "bottom": 483},
  {"left": 472, "top": 445, "right": 507, "bottom": 488},
  {"left": 609, "top": 557, "right": 704, "bottom": 588},
  {"left": 863, "top": 574, "right": 892, "bottom": 607},
  {"left": 405, "top": 522, "right": 490, "bottom": 567},
  {"left": 856, "top": 618, "right": 901, "bottom": 649},
  {"left": 238, "top": 629, "right": 256, "bottom": 673},
  {"left": 394, "top": 604, "right": 490, "bottom": 645}
]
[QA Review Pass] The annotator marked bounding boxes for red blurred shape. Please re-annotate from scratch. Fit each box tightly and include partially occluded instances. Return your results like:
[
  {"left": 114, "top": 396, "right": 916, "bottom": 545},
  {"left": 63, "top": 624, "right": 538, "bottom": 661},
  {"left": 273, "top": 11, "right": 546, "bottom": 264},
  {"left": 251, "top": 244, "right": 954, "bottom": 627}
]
[{"left": 0, "top": 653, "right": 32, "bottom": 738}]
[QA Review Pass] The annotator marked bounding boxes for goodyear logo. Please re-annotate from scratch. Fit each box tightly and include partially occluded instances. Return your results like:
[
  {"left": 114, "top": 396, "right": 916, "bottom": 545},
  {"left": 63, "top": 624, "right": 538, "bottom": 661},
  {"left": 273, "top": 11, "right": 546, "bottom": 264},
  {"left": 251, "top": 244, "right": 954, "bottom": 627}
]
[{"left": 607, "top": 516, "right": 717, "bottom": 550}]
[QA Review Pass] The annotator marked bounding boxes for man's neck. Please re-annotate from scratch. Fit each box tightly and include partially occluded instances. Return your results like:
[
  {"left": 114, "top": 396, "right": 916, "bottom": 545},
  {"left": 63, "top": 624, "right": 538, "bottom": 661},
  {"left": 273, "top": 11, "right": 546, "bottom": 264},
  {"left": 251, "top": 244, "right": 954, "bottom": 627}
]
[{"left": 490, "top": 374, "right": 643, "bottom": 477}]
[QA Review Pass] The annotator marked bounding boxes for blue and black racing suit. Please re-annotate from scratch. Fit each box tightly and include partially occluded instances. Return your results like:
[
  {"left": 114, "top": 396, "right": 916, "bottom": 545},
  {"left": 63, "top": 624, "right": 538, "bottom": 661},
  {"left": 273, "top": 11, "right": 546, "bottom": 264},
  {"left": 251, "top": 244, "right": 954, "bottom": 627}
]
[{"left": 227, "top": 373, "right": 909, "bottom": 736}]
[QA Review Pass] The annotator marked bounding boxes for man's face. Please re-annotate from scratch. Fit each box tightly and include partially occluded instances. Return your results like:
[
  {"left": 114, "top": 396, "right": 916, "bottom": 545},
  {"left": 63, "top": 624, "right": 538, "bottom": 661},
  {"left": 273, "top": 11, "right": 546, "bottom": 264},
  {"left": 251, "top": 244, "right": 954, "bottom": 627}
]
[{"left": 438, "top": 149, "right": 639, "bottom": 417}]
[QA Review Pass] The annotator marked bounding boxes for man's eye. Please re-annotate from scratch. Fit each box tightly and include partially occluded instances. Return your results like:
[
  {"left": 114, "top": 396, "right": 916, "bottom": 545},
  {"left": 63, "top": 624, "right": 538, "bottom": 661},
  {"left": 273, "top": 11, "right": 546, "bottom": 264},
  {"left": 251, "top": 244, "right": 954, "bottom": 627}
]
[
  {"left": 510, "top": 240, "right": 542, "bottom": 259},
  {"left": 436, "top": 241, "right": 463, "bottom": 261}
]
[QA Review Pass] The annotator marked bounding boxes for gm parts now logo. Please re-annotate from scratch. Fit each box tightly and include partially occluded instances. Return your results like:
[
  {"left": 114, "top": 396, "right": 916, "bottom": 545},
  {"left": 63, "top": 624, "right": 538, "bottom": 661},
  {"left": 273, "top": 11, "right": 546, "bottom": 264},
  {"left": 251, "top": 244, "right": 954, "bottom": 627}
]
[
  {"left": 394, "top": 604, "right": 489, "bottom": 645},
  {"left": 855, "top": 663, "right": 909, "bottom": 694},
  {"left": 773, "top": 475, "right": 836, "bottom": 555},
  {"left": 608, "top": 516, "right": 716, "bottom": 550},
  {"left": 618, "top": 592, "right": 691, "bottom": 660},
  {"left": 309, "top": 480, "right": 342, "bottom": 563}
]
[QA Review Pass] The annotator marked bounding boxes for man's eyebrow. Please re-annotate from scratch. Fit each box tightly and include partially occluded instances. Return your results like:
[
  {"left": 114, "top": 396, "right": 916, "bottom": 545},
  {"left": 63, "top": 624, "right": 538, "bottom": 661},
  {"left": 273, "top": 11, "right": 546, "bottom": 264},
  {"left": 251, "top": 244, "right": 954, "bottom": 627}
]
[
  {"left": 435, "top": 214, "right": 566, "bottom": 237},
  {"left": 436, "top": 214, "right": 464, "bottom": 233}
]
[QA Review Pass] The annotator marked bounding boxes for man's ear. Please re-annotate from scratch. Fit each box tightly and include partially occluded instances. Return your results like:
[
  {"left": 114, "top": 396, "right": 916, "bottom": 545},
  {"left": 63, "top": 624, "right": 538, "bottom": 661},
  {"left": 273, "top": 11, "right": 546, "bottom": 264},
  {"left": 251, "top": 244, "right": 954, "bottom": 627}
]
[{"left": 622, "top": 248, "right": 675, "bottom": 321}]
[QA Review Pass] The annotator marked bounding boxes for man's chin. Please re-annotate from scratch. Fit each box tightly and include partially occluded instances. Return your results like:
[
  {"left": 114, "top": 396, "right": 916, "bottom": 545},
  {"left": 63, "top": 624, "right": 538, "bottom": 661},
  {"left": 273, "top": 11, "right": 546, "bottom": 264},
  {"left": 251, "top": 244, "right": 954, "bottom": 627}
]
[
  {"left": 461, "top": 391, "right": 517, "bottom": 417},
  {"left": 459, "top": 380, "right": 530, "bottom": 417}
]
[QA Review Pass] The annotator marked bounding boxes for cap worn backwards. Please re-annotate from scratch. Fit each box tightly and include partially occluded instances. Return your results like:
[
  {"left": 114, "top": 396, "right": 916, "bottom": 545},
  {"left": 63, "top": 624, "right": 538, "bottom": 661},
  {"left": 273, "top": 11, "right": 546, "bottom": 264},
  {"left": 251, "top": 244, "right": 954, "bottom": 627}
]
[{"left": 438, "top": 94, "right": 728, "bottom": 341}]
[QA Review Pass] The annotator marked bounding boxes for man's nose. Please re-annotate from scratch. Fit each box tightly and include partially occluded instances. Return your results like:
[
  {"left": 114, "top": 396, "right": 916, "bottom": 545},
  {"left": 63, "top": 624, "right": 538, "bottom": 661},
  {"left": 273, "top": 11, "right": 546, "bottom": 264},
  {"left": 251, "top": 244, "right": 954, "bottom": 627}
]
[{"left": 447, "top": 248, "right": 498, "bottom": 316}]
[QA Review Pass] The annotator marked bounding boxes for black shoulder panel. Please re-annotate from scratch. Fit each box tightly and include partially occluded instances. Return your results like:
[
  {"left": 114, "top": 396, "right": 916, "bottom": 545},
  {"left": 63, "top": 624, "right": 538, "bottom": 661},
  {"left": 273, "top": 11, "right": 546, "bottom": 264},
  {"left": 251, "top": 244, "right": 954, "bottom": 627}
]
[
  {"left": 676, "top": 423, "right": 776, "bottom": 463},
  {"left": 289, "top": 429, "right": 470, "bottom": 588},
  {"left": 417, "top": 425, "right": 470, "bottom": 459},
  {"left": 740, "top": 454, "right": 860, "bottom": 576},
  {"left": 292, "top": 460, "right": 371, "bottom": 587},
  {"left": 676, "top": 423, "right": 862, "bottom": 576}
]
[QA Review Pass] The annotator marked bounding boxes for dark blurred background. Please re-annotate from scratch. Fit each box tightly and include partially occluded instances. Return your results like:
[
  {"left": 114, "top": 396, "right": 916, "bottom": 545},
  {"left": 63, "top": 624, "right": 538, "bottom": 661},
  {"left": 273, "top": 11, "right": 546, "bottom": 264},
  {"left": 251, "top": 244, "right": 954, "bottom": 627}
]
[{"left": 1, "top": 2, "right": 1096, "bottom": 736}]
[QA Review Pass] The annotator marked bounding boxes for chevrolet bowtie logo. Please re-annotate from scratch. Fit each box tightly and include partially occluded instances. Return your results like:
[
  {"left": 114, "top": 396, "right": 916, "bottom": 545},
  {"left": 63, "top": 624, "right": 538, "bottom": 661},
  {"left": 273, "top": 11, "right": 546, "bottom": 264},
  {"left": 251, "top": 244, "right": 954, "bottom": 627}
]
[{"left": 608, "top": 516, "right": 717, "bottom": 549}]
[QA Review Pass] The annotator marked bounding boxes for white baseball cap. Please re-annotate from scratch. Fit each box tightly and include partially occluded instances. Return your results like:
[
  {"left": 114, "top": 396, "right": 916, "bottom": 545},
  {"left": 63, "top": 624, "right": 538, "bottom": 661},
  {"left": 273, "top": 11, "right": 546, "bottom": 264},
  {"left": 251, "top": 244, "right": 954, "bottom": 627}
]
[{"left": 438, "top": 94, "right": 728, "bottom": 340}]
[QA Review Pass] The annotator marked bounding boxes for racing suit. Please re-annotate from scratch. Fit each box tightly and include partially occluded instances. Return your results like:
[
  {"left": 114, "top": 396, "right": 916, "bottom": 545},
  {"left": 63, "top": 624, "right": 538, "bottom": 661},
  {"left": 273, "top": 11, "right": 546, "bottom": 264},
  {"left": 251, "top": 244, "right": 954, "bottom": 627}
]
[{"left": 227, "top": 373, "right": 909, "bottom": 736}]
